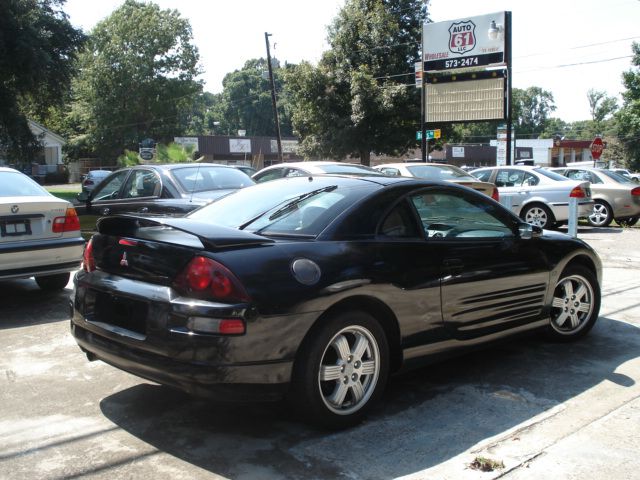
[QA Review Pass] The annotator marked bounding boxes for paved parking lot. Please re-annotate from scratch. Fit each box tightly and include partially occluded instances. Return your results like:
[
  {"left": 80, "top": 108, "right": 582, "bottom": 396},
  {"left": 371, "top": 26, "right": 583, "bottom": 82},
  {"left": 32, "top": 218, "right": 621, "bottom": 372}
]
[{"left": 1, "top": 226, "right": 639, "bottom": 479}]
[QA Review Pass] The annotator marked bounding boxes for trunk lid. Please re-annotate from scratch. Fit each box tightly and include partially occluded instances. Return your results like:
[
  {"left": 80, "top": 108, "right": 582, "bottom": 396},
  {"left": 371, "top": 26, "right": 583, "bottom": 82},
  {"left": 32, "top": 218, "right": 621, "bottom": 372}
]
[{"left": 0, "top": 196, "right": 68, "bottom": 243}]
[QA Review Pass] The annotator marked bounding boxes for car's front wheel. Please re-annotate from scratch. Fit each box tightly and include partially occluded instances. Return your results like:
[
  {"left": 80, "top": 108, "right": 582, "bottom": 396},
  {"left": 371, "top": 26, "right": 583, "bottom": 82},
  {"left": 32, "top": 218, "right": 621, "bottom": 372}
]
[
  {"left": 290, "top": 310, "right": 389, "bottom": 429},
  {"left": 547, "top": 265, "right": 600, "bottom": 341},
  {"left": 588, "top": 200, "right": 613, "bottom": 227},
  {"left": 35, "top": 272, "right": 70, "bottom": 291}
]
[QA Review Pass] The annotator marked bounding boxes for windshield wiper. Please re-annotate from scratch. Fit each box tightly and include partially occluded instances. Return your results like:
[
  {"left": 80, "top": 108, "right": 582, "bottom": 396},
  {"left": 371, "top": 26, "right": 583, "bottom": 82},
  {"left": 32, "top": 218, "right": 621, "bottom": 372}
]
[
  {"left": 237, "top": 185, "right": 337, "bottom": 230},
  {"left": 267, "top": 185, "right": 337, "bottom": 221}
]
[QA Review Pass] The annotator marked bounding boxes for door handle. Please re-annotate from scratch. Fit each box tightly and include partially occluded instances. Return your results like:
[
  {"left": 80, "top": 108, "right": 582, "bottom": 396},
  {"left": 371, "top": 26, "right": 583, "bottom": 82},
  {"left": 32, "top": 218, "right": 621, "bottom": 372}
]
[{"left": 139, "top": 207, "right": 149, "bottom": 213}]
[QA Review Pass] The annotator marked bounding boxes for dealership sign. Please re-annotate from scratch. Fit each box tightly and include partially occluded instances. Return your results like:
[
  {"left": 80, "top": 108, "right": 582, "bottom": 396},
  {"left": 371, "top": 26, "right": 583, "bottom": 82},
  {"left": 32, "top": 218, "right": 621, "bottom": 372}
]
[{"left": 423, "top": 12, "right": 506, "bottom": 72}]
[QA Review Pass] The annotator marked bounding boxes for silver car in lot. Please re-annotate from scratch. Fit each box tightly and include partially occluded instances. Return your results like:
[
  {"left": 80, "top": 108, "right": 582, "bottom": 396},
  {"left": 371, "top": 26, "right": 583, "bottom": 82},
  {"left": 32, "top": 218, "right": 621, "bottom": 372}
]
[
  {"left": 375, "top": 162, "right": 500, "bottom": 201},
  {"left": 550, "top": 167, "right": 640, "bottom": 227},
  {"left": 0, "top": 167, "right": 85, "bottom": 290},
  {"left": 471, "top": 166, "right": 593, "bottom": 229}
]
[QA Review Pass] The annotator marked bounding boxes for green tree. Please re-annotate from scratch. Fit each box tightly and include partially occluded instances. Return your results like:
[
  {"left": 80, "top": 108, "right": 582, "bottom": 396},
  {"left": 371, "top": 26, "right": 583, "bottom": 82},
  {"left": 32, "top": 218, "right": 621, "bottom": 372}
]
[
  {"left": 0, "top": 0, "right": 84, "bottom": 163},
  {"left": 617, "top": 42, "right": 640, "bottom": 170},
  {"left": 286, "top": 0, "right": 427, "bottom": 165},
  {"left": 588, "top": 89, "right": 618, "bottom": 126},
  {"left": 72, "top": 0, "right": 201, "bottom": 161},
  {"left": 512, "top": 87, "right": 556, "bottom": 138},
  {"left": 214, "top": 58, "right": 293, "bottom": 137}
]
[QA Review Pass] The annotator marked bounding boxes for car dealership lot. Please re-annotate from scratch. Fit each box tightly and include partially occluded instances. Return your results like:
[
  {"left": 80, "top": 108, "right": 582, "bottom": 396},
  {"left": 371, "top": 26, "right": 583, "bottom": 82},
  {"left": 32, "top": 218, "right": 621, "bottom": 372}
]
[{"left": 1, "top": 226, "right": 639, "bottom": 479}]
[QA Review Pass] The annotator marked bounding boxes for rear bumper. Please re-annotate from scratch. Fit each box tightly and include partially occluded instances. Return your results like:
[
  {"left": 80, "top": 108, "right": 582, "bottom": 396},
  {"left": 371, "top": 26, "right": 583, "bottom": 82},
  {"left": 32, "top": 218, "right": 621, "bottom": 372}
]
[
  {"left": 0, "top": 236, "right": 84, "bottom": 280},
  {"left": 69, "top": 270, "right": 318, "bottom": 402},
  {"left": 71, "top": 319, "right": 291, "bottom": 401}
]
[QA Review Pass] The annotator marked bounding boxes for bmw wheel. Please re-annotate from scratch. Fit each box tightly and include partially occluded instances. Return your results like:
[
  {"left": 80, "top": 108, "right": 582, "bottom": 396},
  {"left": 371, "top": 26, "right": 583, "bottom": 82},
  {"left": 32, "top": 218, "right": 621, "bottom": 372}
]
[
  {"left": 547, "top": 265, "right": 600, "bottom": 341},
  {"left": 522, "top": 204, "right": 555, "bottom": 229},
  {"left": 587, "top": 200, "right": 613, "bottom": 227},
  {"left": 35, "top": 272, "right": 70, "bottom": 291},
  {"left": 291, "top": 310, "right": 389, "bottom": 429}
]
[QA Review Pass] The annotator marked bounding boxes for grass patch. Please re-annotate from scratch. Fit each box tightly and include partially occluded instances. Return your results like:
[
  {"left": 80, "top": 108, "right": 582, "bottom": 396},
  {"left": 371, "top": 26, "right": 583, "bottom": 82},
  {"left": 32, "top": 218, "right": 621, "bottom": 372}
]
[{"left": 46, "top": 184, "right": 81, "bottom": 203}]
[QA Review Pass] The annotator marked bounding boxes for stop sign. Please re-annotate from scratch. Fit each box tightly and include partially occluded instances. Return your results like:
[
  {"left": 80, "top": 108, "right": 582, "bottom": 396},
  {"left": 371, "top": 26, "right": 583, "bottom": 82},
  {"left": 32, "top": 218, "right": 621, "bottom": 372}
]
[{"left": 591, "top": 137, "right": 604, "bottom": 160}]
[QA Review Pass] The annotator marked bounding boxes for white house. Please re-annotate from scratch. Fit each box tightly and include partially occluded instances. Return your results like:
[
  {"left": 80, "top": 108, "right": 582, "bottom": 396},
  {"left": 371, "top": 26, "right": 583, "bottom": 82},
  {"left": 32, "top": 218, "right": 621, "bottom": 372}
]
[{"left": 0, "top": 120, "right": 65, "bottom": 172}]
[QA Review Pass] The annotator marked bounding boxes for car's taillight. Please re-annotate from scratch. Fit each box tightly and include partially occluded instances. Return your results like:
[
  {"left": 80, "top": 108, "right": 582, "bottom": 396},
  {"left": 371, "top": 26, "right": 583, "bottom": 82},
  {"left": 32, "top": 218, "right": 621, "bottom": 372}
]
[
  {"left": 84, "top": 180, "right": 94, "bottom": 186},
  {"left": 83, "top": 238, "right": 96, "bottom": 272},
  {"left": 632, "top": 187, "right": 640, "bottom": 196},
  {"left": 569, "top": 186, "right": 586, "bottom": 198},
  {"left": 173, "top": 256, "right": 250, "bottom": 303},
  {"left": 491, "top": 186, "right": 500, "bottom": 202},
  {"left": 52, "top": 208, "right": 81, "bottom": 233}
]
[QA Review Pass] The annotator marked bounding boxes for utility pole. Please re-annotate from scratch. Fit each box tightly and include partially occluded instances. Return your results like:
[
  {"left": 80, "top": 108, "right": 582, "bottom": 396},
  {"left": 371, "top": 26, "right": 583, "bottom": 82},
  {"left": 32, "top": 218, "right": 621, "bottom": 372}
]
[{"left": 265, "top": 32, "right": 283, "bottom": 162}]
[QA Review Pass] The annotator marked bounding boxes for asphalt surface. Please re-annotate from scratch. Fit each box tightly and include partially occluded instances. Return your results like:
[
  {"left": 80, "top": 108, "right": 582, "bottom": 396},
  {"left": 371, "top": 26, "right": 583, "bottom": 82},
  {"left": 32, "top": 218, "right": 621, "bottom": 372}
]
[{"left": 1, "top": 226, "right": 639, "bottom": 479}]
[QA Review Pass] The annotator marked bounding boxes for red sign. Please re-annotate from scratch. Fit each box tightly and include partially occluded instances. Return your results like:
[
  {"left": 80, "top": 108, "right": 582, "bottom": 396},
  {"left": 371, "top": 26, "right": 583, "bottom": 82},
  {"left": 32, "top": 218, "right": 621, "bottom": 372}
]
[{"left": 590, "top": 137, "right": 604, "bottom": 160}]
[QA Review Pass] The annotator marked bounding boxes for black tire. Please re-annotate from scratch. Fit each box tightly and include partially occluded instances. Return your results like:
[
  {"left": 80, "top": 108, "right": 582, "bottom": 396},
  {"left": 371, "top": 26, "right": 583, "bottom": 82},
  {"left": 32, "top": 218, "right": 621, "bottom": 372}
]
[
  {"left": 546, "top": 265, "right": 600, "bottom": 342},
  {"left": 616, "top": 216, "right": 639, "bottom": 227},
  {"left": 587, "top": 200, "right": 613, "bottom": 227},
  {"left": 290, "top": 310, "right": 389, "bottom": 429},
  {"left": 35, "top": 272, "right": 70, "bottom": 291},
  {"left": 521, "top": 203, "right": 555, "bottom": 229}
]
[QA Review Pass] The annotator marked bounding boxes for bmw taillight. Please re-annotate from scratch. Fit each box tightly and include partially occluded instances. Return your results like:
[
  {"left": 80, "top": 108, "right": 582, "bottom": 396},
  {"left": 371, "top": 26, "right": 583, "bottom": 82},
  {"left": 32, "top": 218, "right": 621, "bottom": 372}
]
[
  {"left": 491, "top": 186, "right": 500, "bottom": 202},
  {"left": 83, "top": 238, "right": 96, "bottom": 272},
  {"left": 632, "top": 187, "right": 640, "bottom": 196},
  {"left": 569, "top": 186, "right": 586, "bottom": 198},
  {"left": 52, "top": 208, "right": 81, "bottom": 233},
  {"left": 173, "top": 256, "right": 250, "bottom": 303}
]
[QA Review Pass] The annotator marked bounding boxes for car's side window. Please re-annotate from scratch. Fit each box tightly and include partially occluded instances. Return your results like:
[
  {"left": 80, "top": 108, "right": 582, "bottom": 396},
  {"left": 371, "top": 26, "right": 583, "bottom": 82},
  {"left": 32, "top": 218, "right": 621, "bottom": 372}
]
[
  {"left": 123, "top": 170, "right": 160, "bottom": 198},
  {"left": 472, "top": 170, "right": 491, "bottom": 182},
  {"left": 254, "top": 168, "right": 284, "bottom": 183},
  {"left": 409, "top": 191, "right": 513, "bottom": 239},
  {"left": 379, "top": 167, "right": 400, "bottom": 176},
  {"left": 379, "top": 202, "right": 421, "bottom": 238},
  {"left": 523, "top": 172, "right": 539, "bottom": 186},
  {"left": 91, "top": 171, "right": 129, "bottom": 201}
]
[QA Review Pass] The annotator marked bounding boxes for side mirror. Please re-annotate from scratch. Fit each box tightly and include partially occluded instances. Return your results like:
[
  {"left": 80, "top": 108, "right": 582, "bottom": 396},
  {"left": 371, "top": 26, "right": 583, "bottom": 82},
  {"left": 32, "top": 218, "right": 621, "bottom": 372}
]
[{"left": 519, "top": 222, "right": 542, "bottom": 239}]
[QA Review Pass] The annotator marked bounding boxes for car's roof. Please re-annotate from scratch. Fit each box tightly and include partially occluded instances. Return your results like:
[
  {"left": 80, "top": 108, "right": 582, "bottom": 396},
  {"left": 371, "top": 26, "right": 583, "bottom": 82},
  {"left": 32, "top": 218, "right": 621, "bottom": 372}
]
[
  {"left": 377, "top": 162, "right": 456, "bottom": 168},
  {"left": 0, "top": 167, "right": 21, "bottom": 173},
  {"left": 260, "top": 161, "right": 372, "bottom": 170}
]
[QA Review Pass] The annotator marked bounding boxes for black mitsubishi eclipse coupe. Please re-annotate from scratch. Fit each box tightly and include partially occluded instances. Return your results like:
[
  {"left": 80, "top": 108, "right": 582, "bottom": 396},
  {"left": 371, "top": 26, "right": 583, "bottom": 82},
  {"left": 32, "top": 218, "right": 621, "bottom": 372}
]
[{"left": 70, "top": 174, "right": 602, "bottom": 429}]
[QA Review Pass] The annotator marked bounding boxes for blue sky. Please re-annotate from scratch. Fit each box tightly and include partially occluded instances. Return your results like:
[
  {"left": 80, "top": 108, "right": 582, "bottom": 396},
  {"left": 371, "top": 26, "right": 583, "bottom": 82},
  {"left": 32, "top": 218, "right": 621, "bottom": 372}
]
[{"left": 64, "top": 0, "right": 640, "bottom": 122}]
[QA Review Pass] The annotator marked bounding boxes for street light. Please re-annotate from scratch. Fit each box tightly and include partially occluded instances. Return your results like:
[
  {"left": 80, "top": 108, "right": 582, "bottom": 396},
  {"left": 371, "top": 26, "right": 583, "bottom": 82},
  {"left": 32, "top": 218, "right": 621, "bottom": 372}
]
[{"left": 487, "top": 20, "right": 504, "bottom": 40}]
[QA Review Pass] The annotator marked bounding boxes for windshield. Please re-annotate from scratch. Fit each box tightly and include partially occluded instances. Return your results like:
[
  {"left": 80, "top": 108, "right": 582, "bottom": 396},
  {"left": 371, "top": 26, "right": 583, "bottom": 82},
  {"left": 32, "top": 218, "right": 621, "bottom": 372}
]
[
  {"left": 599, "top": 170, "right": 634, "bottom": 184},
  {"left": 172, "top": 166, "right": 254, "bottom": 192},
  {"left": 188, "top": 177, "right": 377, "bottom": 237},
  {"left": 535, "top": 168, "right": 571, "bottom": 182},
  {"left": 0, "top": 171, "right": 50, "bottom": 197},
  {"left": 406, "top": 165, "right": 476, "bottom": 181}
]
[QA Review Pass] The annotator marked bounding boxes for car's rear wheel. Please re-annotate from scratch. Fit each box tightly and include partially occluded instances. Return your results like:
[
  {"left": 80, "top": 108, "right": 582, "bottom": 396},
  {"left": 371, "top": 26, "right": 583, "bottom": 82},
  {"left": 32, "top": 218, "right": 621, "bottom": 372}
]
[
  {"left": 588, "top": 200, "right": 613, "bottom": 227},
  {"left": 616, "top": 216, "right": 639, "bottom": 227},
  {"left": 35, "top": 272, "right": 70, "bottom": 291},
  {"left": 521, "top": 203, "right": 555, "bottom": 229},
  {"left": 547, "top": 265, "right": 600, "bottom": 341},
  {"left": 290, "top": 310, "right": 389, "bottom": 429}
]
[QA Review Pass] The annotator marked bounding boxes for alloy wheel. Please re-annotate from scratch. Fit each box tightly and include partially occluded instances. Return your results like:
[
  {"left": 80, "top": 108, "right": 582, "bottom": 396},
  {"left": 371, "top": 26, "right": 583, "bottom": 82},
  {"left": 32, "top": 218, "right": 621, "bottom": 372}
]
[
  {"left": 318, "top": 325, "right": 380, "bottom": 416},
  {"left": 551, "top": 274, "right": 595, "bottom": 334}
]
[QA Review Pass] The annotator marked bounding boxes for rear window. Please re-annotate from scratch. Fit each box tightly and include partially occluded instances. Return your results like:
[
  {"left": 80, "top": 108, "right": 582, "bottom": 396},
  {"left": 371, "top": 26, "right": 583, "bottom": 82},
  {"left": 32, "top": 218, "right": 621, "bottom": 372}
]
[
  {"left": 0, "top": 171, "right": 50, "bottom": 197},
  {"left": 535, "top": 168, "right": 571, "bottom": 181},
  {"left": 600, "top": 170, "right": 634, "bottom": 184},
  {"left": 172, "top": 166, "right": 254, "bottom": 192},
  {"left": 406, "top": 165, "right": 475, "bottom": 181},
  {"left": 189, "top": 177, "right": 376, "bottom": 237}
]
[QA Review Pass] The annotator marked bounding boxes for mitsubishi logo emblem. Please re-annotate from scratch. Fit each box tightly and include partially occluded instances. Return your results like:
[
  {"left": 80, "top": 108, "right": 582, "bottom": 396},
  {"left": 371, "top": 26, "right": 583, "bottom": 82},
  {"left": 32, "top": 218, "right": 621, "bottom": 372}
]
[
  {"left": 11, "top": 205, "right": 19, "bottom": 214},
  {"left": 119, "top": 252, "right": 129, "bottom": 267}
]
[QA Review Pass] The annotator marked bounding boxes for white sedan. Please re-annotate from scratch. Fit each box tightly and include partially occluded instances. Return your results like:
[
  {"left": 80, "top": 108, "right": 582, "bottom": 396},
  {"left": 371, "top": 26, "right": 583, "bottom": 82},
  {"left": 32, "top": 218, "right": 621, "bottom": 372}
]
[
  {"left": 0, "top": 167, "right": 85, "bottom": 290},
  {"left": 471, "top": 166, "right": 593, "bottom": 229}
]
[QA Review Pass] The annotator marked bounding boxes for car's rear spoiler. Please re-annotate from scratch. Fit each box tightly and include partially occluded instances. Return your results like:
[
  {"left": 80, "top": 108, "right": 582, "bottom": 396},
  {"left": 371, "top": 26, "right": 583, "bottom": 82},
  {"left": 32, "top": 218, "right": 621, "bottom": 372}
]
[{"left": 96, "top": 215, "right": 274, "bottom": 249}]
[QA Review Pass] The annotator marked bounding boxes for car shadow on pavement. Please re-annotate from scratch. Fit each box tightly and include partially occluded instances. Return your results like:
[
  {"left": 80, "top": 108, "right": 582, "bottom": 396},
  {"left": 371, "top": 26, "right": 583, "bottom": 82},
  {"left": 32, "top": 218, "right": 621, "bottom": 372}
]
[
  {"left": 98, "top": 316, "right": 640, "bottom": 479},
  {"left": 0, "top": 279, "right": 72, "bottom": 329}
]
